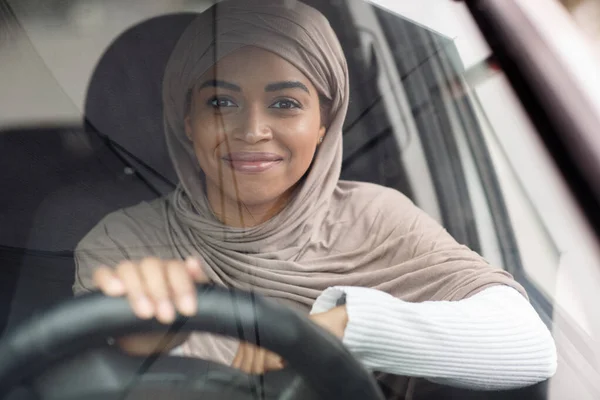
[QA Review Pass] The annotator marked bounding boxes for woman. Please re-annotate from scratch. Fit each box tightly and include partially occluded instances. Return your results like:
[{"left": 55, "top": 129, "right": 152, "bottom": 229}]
[{"left": 73, "top": 0, "right": 556, "bottom": 396}]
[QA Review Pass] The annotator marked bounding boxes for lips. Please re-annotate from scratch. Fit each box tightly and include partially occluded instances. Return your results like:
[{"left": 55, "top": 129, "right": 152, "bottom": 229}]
[{"left": 222, "top": 152, "right": 284, "bottom": 173}]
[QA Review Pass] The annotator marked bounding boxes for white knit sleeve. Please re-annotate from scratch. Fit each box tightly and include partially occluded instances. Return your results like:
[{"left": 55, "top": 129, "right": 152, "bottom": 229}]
[{"left": 310, "top": 285, "right": 557, "bottom": 390}]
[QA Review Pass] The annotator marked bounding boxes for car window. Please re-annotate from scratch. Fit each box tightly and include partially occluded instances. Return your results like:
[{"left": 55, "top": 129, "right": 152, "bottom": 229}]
[
  {"left": 2, "top": 0, "right": 600, "bottom": 399},
  {"left": 370, "top": 1, "right": 600, "bottom": 398},
  {"left": 468, "top": 61, "right": 600, "bottom": 400}
]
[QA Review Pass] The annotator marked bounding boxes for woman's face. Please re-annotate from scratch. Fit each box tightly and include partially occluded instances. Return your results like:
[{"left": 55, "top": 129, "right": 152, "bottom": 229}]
[{"left": 185, "top": 46, "right": 326, "bottom": 214}]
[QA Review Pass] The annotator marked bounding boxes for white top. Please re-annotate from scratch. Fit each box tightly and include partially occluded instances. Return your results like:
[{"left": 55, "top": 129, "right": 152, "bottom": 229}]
[{"left": 310, "top": 284, "right": 557, "bottom": 390}]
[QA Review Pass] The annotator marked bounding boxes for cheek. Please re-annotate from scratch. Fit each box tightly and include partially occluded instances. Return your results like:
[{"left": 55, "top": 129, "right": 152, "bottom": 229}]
[
  {"left": 188, "top": 117, "right": 226, "bottom": 173},
  {"left": 190, "top": 114, "right": 227, "bottom": 151},
  {"left": 278, "top": 119, "right": 320, "bottom": 168}
]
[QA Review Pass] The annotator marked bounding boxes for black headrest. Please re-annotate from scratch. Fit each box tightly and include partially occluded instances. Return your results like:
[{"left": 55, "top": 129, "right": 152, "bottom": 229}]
[
  {"left": 0, "top": 127, "right": 158, "bottom": 252},
  {"left": 84, "top": 13, "right": 198, "bottom": 186}
]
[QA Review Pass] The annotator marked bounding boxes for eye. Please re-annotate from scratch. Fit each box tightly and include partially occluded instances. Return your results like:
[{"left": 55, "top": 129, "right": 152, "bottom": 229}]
[
  {"left": 270, "top": 99, "right": 301, "bottom": 109},
  {"left": 208, "top": 97, "right": 238, "bottom": 108}
]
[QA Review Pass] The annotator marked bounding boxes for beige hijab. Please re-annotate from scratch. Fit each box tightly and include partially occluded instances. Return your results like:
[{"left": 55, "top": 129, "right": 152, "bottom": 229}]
[{"left": 75, "top": 0, "right": 525, "bottom": 395}]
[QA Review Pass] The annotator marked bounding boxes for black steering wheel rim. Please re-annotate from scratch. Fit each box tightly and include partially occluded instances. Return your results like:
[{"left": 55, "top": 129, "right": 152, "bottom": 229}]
[{"left": 0, "top": 285, "right": 384, "bottom": 399}]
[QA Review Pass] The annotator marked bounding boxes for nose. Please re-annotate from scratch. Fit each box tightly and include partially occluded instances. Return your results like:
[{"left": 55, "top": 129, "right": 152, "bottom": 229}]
[{"left": 232, "top": 105, "right": 273, "bottom": 144}]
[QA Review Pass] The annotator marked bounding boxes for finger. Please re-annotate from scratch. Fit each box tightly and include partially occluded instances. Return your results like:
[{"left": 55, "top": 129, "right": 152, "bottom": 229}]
[
  {"left": 138, "top": 258, "right": 175, "bottom": 324},
  {"left": 265, "top": 350, "right": 285, "bottom": 371},
  {"left": 252, "top": 347, "right": 267, "bottom": 375},
  {"left": 165, "top": 260, "right": 197, "bottom": 317},
  {"left": 115, "top": 261, "right": 154, "bottom": 319},
  {"left": 185, "top": 257, "right": 209, "bottom": 283},
  {"left": 93, "top": 266, "right": 125, "bottom": 296},
  {"left": 232, "top": 343, "right": 245, "bottom": 370},
  {"left": 241, "top": 342, "right": 256, "bottom": 374}
]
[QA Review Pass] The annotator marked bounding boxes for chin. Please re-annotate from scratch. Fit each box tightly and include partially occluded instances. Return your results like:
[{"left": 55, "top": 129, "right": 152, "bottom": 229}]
[{"left": 225, "top": 186, "right": 290, "bottom": 208}]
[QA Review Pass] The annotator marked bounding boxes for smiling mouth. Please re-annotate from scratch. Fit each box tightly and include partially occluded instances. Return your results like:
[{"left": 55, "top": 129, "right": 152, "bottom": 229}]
[{"left": 222, "top": 152, "right": 284, "bottom": 173}]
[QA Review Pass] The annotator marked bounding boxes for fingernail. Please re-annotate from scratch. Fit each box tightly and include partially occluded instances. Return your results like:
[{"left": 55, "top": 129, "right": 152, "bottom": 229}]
[
  {"left": 136, "top": 296, "right": 154, "bottom": 319},
  {"left": 179, "top": 295, "right": 197, "bottom": 316},
  {"left": 158, "top": 300, "right": 175, "bottom": 323},
  {"left": 274, "top": 356, "right": 283, "bottom": 368},
  {"left": 186, "top": 257, "right": 200, "bottom": 270},
  {"left": 106, "top": 278, "right": 125, "bottom": 296}
]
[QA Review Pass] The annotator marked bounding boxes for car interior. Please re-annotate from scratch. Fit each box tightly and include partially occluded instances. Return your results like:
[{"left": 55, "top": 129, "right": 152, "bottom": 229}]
[
  {"left": 0, "top": 8, "right": 408, "bottom": 400},
  {"left": 1, "top": 0, "right": 599, "bottom": 399}
]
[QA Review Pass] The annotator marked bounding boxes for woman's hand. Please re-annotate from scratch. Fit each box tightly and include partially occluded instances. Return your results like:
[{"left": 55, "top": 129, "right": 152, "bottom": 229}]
[
  {"left": 232, "top": 343, "right": 285, "bottom": 375},
  {"left": 94, "top": 257, "right": 208, "bottom": 324},
  {"left": 93, "top": 257, "right": 208, "bottom": 355},
  {"left": 310, "top": 305, "right": 349, "bottom": 340},
  {"left": 232, "top": 305, "right": 348, "bottom": 375}
]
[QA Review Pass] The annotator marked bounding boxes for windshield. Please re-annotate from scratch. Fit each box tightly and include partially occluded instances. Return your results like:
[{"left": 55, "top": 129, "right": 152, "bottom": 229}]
[{"left": 1, "top": 1, "right": 599, "bottom": 399}]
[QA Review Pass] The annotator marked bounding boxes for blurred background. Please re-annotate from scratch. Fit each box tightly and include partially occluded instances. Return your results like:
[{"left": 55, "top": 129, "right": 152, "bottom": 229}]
[{"left": 562, "top": 0, "right": 600, "bottom": 48}]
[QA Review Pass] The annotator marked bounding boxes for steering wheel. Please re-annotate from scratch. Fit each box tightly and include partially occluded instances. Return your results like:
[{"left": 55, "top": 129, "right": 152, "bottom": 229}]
[{"left": 0, "top": 285, "right": 384, "bottom": 400}]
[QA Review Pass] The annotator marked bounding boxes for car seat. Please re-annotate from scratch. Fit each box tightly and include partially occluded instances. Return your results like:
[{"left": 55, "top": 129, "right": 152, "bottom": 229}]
[
  {"left": 0, "top": 126, "right": 159, "bottom": 333},
  {"left": 0, "top": 13, "right": 198, "bottom": 335}
]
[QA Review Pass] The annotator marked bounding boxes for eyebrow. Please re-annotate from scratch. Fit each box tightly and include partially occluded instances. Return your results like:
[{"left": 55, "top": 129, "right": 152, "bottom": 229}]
[
  {"left": 265, "top": 81, "right": 310, "bottom": 94},
  {"left": 198, "top": 79, "right": 310, "bottom": 94},
  {"left": 198, "top": 79, "right": 241, "bottom": 92}
]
